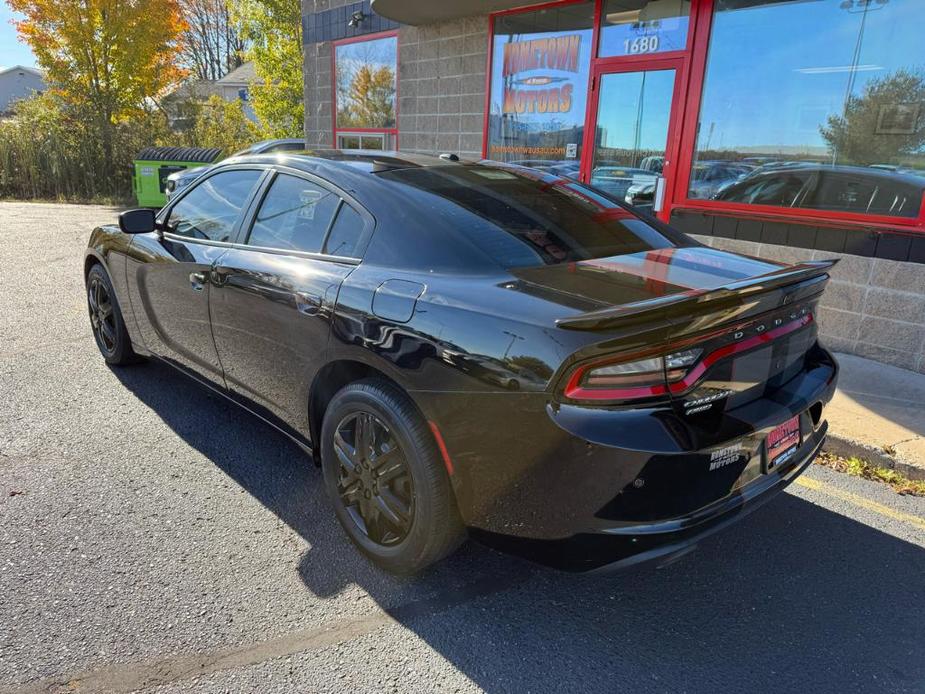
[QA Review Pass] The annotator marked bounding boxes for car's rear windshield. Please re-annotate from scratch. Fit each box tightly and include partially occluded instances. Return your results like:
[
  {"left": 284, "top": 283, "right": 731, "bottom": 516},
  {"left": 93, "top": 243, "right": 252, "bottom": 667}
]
[{"left": 376, "top": 164, "right": 683, "bottom": 268}]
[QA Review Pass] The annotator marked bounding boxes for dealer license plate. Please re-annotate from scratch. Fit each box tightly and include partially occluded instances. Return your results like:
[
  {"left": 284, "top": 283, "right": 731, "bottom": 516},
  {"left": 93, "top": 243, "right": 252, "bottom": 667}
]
[{"left": 765, "top": 415, "right": 801, "bottom": 472}]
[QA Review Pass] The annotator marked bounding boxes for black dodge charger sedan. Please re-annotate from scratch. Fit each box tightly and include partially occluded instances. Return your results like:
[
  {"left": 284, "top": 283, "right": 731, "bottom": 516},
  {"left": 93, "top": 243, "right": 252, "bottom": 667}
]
[{"left": 84, "top": 151, "right": 838, "bottom": 574}]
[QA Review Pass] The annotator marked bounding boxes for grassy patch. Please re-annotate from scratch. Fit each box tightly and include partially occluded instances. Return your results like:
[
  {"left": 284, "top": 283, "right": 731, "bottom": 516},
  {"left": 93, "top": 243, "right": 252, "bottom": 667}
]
[{"left": 816, "top": 452, "right": 925, "bottom": 497}]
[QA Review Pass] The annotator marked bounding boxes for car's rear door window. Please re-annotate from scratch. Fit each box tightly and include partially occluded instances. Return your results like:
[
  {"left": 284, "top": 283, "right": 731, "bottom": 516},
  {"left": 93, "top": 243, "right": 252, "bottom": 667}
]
[
  {"left": 167, "top": 169, "right": 263, "bottom": 242},
  {"left": 323, "top": 203, "right": 364, "bottom": 258},
  {"left": 246, "top": 173, "right": 340, "bottom": 253}
]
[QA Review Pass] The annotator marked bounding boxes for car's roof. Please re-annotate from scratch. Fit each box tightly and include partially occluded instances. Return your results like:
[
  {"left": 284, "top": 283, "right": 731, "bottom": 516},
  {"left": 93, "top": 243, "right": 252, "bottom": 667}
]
[
  {"left": 224, "top": 149, "right": 470, "bottom": 173},
  {"left": 166, "top": 149, "right": 461, "bottom": 183}
]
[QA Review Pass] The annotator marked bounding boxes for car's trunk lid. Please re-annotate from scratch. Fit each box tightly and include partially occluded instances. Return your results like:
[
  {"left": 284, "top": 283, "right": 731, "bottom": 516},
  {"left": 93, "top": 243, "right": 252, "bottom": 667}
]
[{"left": 513, "top": 246, "right": 835, "bottom": 411}]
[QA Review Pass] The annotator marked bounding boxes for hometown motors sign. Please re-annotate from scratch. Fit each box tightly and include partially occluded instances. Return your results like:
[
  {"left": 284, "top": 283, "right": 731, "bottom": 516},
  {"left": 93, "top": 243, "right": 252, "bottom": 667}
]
[{"left": 501, "top": 34, "right": 581, "bottom": 115}]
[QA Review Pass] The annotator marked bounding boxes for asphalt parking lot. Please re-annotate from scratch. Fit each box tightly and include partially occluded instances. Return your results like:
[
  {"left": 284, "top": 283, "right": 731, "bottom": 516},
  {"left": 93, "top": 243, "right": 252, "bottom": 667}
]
[{"left": 1, "top": 201, "right": 924, "bottom": 694}]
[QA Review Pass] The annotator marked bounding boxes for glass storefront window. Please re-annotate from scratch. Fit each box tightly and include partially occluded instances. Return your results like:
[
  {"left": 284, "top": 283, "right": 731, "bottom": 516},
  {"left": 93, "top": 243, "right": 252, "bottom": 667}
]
[
  {"left": 692, "top": 0, "right": 925, "bottom": 219},
  {"left": 334, "top": 35, "right": 397, "bottom": 129},
  {"left": 486, "top": 1, "right": 594, "bottom": 172},
  {"left": 598, "top": 0, "right": 691, "bottom": 57},
  {"left": 590, "top": 69, "right": 676, "bottom": 208},
  {"left": 337, "top": 133, "right": 386, "bottom": 150}
]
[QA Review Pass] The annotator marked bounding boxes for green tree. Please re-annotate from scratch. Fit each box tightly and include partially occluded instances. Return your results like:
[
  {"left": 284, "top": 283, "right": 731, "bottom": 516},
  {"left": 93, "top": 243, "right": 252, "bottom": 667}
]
[
  {"left": 821, "top": 69, "right": 925, "bottom": 166},
  {"left": 10, "top": 0, "right": 187, "bottom": 171},
  {"left": 230, "top": 0, "right": 304, "bottom": 138},
  {"left": 185, "top": 95, "right": 260, "bottom": 154},
  {"left": 338, "top": 64, "right": 396, "bottom": 128}
]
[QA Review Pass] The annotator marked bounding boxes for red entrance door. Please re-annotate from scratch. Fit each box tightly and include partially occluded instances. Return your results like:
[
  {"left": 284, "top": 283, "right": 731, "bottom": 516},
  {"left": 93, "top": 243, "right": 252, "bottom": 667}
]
[{"left": 579, "top": 57, "right": 687, "bottom": 222}]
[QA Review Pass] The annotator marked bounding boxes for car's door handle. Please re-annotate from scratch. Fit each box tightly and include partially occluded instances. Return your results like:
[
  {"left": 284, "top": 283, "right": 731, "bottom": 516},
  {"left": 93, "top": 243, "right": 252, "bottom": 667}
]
[{"left": 189, "top": 271, "right": 208, "bottom": 291}]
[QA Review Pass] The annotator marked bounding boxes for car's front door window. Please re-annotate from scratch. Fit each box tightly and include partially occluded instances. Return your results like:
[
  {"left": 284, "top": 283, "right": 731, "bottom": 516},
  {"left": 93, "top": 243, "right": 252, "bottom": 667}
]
[{"left": 168, "top": 169, "right": 263, "bottom": 242}]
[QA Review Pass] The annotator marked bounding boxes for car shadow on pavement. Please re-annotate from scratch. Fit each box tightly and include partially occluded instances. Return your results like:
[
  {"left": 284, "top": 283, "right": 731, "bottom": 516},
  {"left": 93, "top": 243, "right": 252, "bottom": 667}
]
[{"left": 114, "top": 360, "right": 925, "bottom": 694}]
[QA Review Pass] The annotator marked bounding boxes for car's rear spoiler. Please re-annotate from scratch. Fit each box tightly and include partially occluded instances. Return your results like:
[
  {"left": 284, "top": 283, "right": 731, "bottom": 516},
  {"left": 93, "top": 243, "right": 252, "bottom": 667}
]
[{"left": 555, "top": 260, "right": 837, "bottom": 331}]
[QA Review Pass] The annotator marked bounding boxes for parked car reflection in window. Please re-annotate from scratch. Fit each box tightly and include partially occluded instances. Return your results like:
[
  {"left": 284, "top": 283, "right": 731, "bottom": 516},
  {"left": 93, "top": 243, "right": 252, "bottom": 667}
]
[
  {"left": 691, "top": 0, "right": 925, "bottom": 220},
  {"left": 715, "top": 165, "right": 925, "bottom": 218}
]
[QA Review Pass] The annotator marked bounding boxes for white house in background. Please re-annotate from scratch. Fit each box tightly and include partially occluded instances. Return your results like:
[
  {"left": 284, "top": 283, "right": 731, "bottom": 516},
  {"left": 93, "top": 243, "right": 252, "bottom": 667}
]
[
  {"left": 0, "top": 65, "right": 45, "bottom": 114},
  {"left": 161, "top": 61, "right": 258, "bottom": 128},
  {"left": 216, "top": 61, "right": 257, "bottom": 122}
]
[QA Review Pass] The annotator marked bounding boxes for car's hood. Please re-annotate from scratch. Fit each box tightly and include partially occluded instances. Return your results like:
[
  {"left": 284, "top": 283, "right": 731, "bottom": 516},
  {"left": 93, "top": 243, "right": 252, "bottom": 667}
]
[{"left": 508, "top": 246, "right": 785, "bottom": 312}]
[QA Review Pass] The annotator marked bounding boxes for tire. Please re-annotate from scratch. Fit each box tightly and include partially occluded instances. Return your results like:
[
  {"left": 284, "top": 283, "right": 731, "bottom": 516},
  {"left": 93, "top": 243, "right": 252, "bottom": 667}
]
[
  {"left": 321, "top": 378, "right": 465, "bottom": 574},
  {"left": 86, "top": 263, "right": 140, "bottom": 366}
]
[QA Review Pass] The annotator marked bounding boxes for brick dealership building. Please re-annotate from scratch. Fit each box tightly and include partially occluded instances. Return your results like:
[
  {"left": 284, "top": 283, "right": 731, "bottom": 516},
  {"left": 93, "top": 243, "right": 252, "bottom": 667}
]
[{"left": 302, "top": 0, "right": 925, "bottom": 371}]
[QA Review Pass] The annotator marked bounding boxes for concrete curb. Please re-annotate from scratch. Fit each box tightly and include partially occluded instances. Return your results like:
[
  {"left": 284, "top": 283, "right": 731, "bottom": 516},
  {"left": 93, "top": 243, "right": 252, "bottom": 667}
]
[{"left": 823, "top": 433, "right": 925, "bottom": 482}]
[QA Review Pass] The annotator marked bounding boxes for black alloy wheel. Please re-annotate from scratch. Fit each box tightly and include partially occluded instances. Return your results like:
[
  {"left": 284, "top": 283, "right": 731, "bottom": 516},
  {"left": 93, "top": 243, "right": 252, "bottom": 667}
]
[
  {"left": 86, "top": 264, "right": 139, "bottom": 366},
  {"left": 321, "top": 379, "right": 465, "bottom": 574},
  {"left": 333, "top": 411, "right": 415, "bottom": 546},
  {"left": 88, "top": 274, "right": 117, "bottom": 355}
]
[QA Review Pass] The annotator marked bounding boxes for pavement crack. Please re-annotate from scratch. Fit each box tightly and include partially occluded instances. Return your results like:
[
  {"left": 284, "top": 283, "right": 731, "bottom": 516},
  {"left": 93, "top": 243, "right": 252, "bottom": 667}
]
[
  {"left": 0, "top": 568, "right": 535, "bottom": 694},
  {"left": 887, "top": 435, "right": 922, "bottom": 449}
]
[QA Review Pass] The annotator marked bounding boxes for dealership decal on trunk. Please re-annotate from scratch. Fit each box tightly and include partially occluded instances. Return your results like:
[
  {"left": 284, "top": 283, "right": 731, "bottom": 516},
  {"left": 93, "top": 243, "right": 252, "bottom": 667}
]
[{"left": 710, "top": 443, "right": 748, "bottom": 471}]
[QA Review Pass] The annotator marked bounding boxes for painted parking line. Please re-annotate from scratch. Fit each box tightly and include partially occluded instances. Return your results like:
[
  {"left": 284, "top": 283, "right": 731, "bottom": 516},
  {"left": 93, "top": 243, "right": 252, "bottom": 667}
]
[{"left": 794, "top": 476, "right": 925, "bottom": 532}]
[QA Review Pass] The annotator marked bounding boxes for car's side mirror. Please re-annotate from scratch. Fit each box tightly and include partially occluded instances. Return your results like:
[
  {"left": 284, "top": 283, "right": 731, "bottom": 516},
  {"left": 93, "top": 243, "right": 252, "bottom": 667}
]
[{"left": 119, "top": 208, "right": 157, "bottom": 234}]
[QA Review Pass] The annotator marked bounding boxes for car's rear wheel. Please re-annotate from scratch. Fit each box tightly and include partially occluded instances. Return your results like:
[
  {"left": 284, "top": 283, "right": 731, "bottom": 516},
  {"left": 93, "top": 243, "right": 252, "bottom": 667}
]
[
  {"left": 321, "top": 379, "right": 464, "bottom": 574},
  {"left": 86, "top": 264, "right": 139, "bottom": 366}
]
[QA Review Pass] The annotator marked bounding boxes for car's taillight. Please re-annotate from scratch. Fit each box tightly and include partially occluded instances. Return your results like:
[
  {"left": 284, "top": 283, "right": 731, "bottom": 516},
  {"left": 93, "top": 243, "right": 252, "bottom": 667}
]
[
  {"left": 562, "top": 312, "right": 814, "bottom": 404},
  {"left": 563, "top": 348, "right": 702, "bottom": 402}
]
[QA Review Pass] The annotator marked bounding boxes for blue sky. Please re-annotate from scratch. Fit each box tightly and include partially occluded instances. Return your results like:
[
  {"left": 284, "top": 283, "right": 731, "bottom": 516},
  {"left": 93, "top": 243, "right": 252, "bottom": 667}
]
[
  {"left": 697, "top": 0, "right": 921, "bottom": 153},
  {"left": 0, "top": 2, "right": 36, "bottom": 69}
]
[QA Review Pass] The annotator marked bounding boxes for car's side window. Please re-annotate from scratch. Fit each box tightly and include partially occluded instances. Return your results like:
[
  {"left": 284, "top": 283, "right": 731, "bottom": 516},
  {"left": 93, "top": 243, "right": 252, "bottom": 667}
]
[
  {"left": 167, "top": 169, "right": 263, "bottom": 242},
  {"left": 247, "top": 173, "right": 340, "bottom": 253},
  {"left": 323, "top": 203, "right": 365, "bottom": 258}
]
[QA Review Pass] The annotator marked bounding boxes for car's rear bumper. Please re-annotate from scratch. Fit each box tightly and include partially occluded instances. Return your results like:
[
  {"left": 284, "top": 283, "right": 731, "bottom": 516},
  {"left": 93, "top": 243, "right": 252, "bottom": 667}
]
[
  {"left": 414, "top": 347, "right": 837, "bottom": 572},
  {"left": 471, "top": 423, "right": 825, "bottom": 572}
]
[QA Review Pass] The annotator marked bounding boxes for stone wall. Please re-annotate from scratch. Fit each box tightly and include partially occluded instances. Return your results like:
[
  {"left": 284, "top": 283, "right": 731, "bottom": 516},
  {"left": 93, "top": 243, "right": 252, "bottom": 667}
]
[
  {"left": 303, "top": 0, "right": 340, "bottom": 148},
  {"left": 395, "top": 16, "right": 488, "bottom": 157},
  {"left": 693, "top": 235, "right": 925, "bottom": 373},
  {"left": 302, "top": 1, "right": 488, "bottom": 156}
]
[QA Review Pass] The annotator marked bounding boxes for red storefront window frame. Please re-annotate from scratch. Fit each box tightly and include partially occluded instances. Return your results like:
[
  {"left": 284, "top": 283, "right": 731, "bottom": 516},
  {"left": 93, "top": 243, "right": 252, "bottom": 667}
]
[
  {"left": 482, "top": 0, "right": 925, "bottom": 233},
  {"left": 331, "top": 29, "right": 400, "bottom": 149}
]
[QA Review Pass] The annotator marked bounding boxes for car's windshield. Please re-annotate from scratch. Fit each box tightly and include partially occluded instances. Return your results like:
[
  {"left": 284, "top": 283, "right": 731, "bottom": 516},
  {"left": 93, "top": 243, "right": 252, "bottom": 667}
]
[{"left": 377, "top": 164, "right": 684, "bottom": 269}]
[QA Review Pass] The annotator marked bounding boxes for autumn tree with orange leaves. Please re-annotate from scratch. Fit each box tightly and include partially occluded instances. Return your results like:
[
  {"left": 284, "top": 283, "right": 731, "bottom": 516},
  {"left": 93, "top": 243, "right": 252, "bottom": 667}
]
[{"left": 9, "top": 0, "right": 187, "bottom": 170}]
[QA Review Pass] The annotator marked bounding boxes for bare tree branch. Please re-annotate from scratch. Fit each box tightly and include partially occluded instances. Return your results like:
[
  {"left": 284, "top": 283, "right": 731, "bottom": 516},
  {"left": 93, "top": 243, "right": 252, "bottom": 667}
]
[{"left": 178, "top": 0, "right": 246, "bottom": 81}]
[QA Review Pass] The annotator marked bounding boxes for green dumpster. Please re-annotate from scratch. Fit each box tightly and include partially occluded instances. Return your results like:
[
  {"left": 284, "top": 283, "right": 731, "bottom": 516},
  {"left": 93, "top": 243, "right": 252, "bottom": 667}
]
[{"left": 132, "top": 146, "right": 222, "bottom": 208}]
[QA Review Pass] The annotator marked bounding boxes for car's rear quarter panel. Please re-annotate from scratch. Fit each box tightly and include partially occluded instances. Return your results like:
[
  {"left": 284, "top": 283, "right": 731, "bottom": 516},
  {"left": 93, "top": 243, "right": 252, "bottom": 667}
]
[{"left": 330, "top": 263, "right": 839, "bottom": 543}]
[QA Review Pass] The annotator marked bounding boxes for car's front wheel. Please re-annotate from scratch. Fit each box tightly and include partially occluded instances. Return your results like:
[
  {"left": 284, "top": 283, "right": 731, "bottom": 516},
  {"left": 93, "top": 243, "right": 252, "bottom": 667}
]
[
  {"left": 321, "top": 379, "right": 464, "bottom": 574},
  {"left": 86, "top": 263, "right": 139, "bottom": 366}
]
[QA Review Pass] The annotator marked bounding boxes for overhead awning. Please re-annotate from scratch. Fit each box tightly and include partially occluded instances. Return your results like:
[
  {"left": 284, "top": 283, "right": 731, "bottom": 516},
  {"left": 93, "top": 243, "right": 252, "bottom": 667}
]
[{"left": 370, "top": 0, "right": 530, "bottom": 26}]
